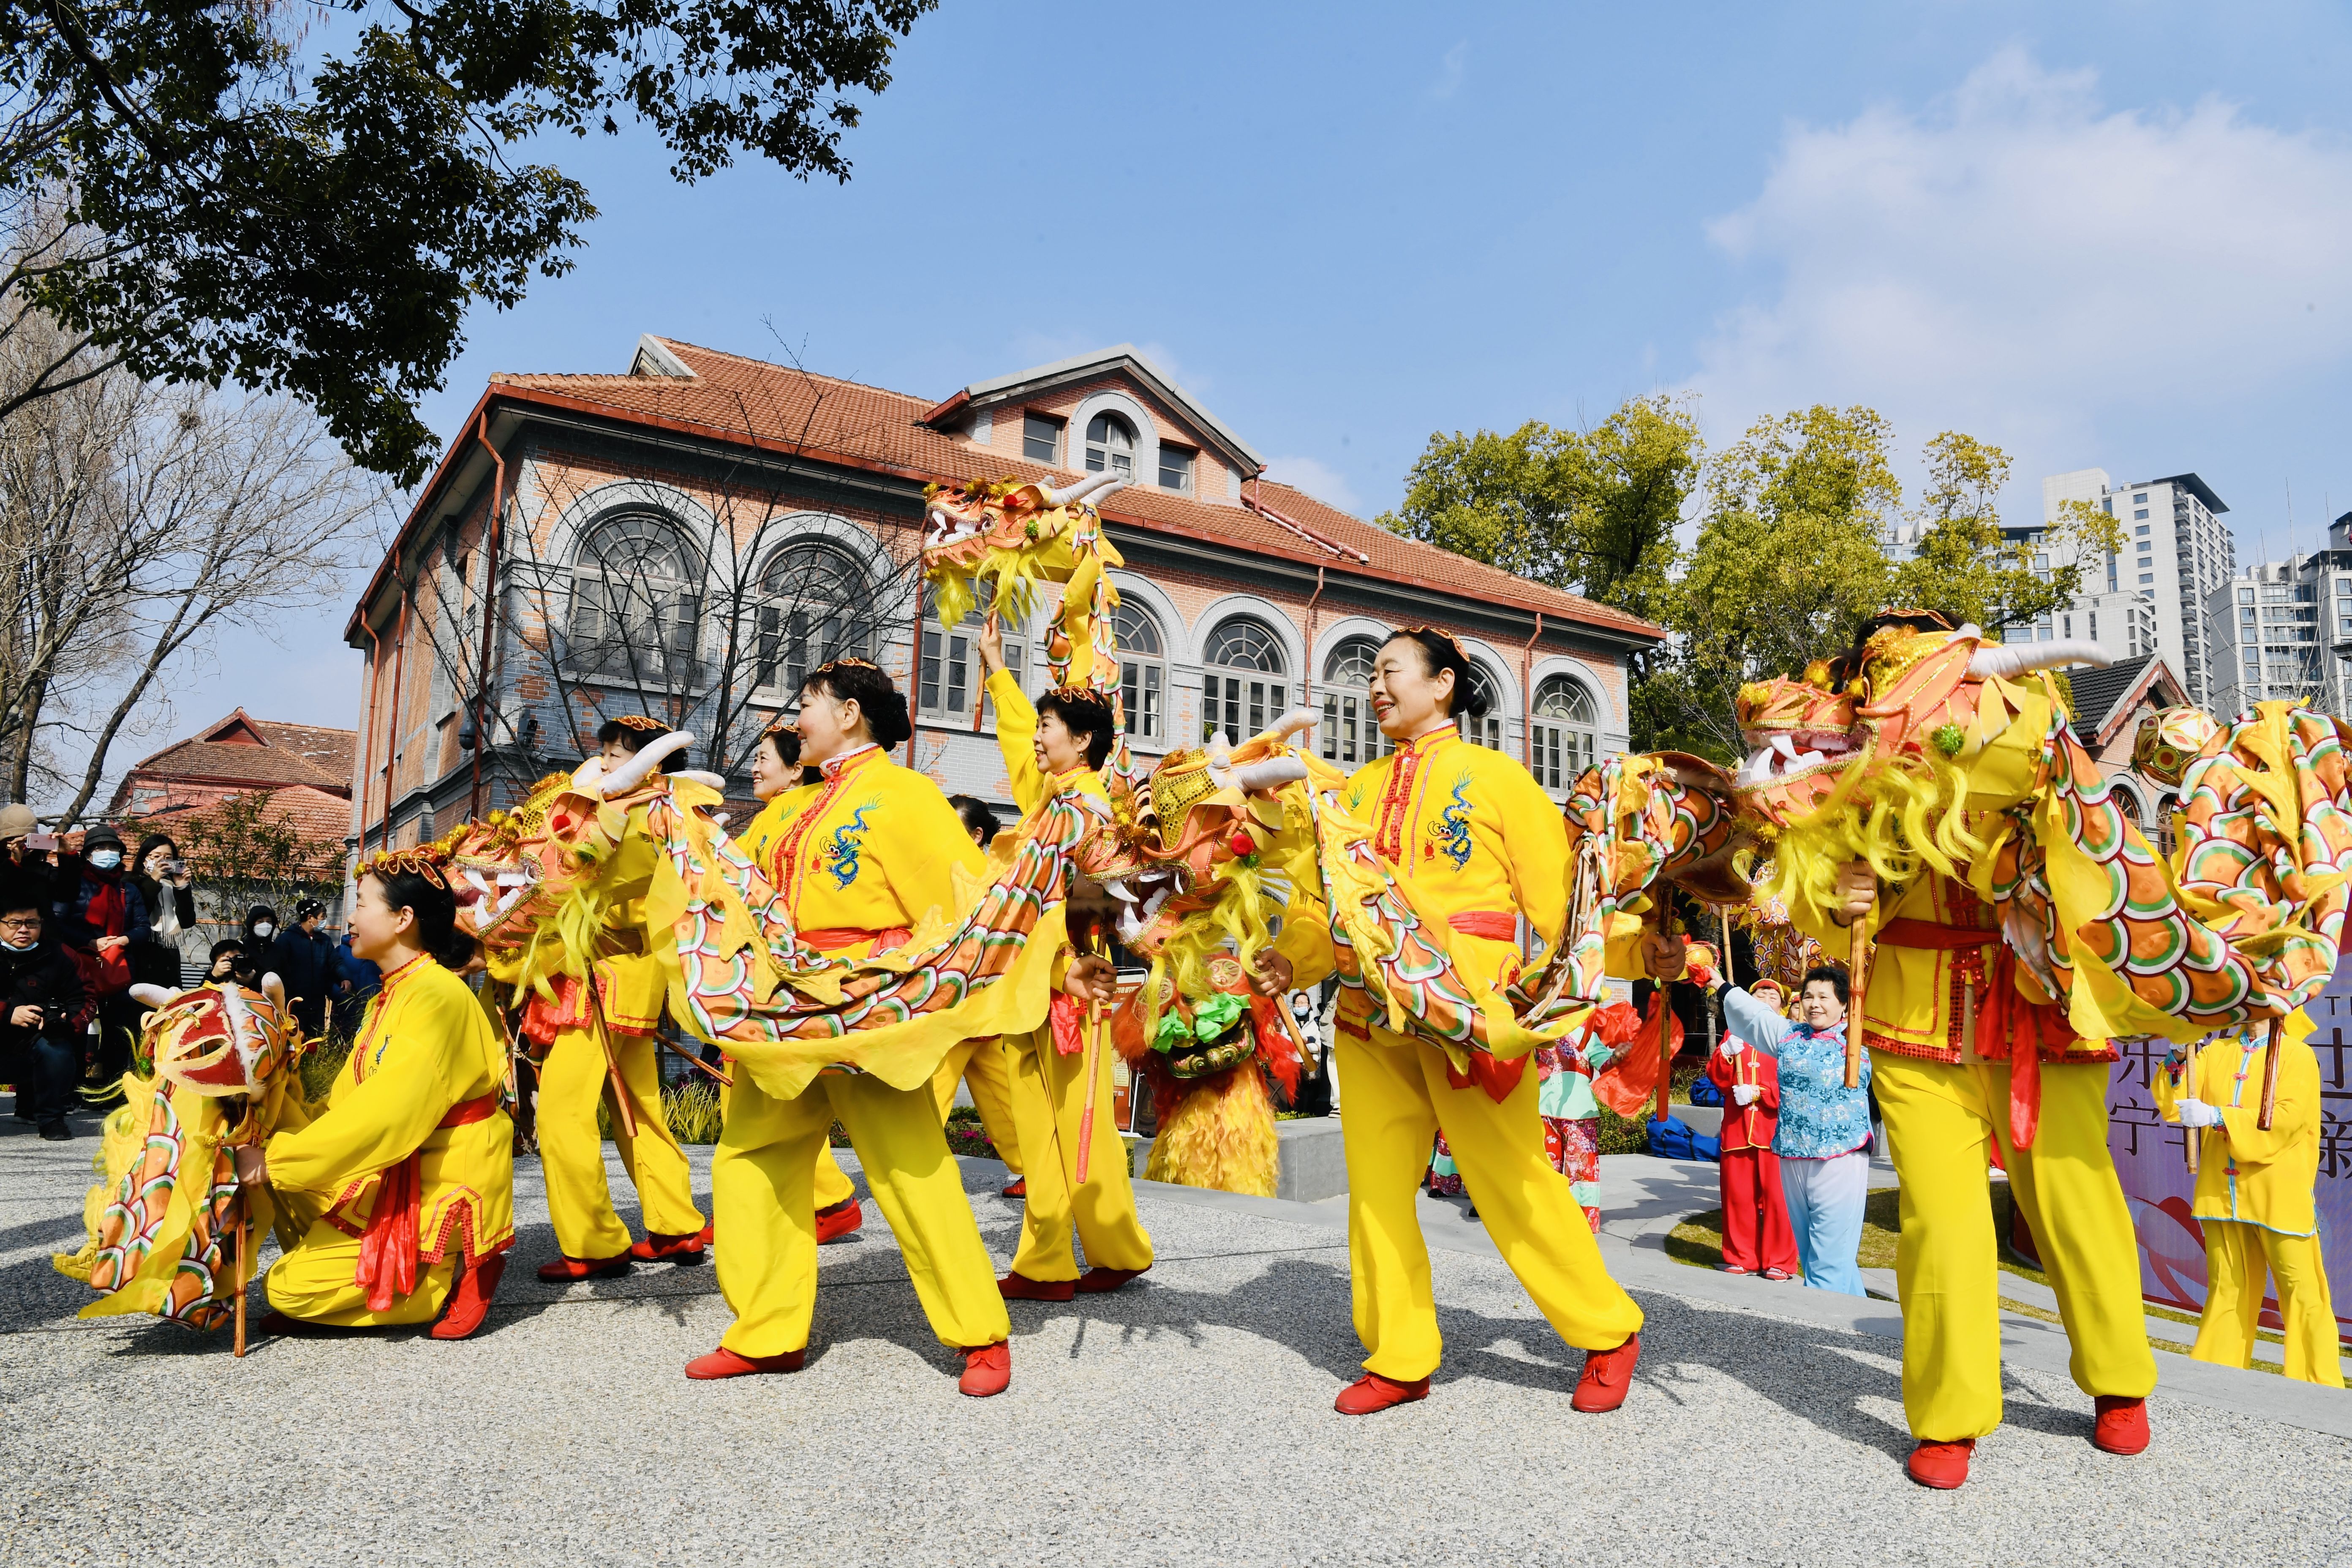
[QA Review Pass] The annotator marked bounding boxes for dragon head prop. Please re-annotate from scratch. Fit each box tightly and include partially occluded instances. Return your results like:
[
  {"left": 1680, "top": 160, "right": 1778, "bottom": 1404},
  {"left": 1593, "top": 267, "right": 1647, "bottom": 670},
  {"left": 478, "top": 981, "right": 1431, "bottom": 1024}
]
[
  {"left": 1731, "top": 611, "right": 2113, "bottom": 833},
  {"left": 127, "top": 975, "right": 298, "bottom": 1097}
]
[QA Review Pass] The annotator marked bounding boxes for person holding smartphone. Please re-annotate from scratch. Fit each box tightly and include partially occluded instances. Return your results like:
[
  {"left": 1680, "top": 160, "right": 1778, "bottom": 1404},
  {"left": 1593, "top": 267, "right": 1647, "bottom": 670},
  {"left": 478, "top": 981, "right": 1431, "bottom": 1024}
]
[
  {"left": 130, "top": 835, "right": 196, "bottom": 990},
  {"left": 0, "top": 887, "right": 88, "bottom": 1138}
]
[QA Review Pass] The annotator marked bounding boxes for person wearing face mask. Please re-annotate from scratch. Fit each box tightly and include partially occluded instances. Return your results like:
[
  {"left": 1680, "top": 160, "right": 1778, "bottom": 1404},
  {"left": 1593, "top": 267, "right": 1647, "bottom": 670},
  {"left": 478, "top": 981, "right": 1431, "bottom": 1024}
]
[
  {"left": 732, "top": 721, "right": 866, "bottom": 1244},
  {"left": 1714, "top": 967, "right": 1871, "bottom": 1294},
  {"left": 525, "top": 715, "right": 709, "bottom": 1283},
  {"left": 0, "top": 887, "right": 88, "bottom": 1139},
  {"left": 242, "top": 904, "right": 278, "bottom": 950},
  {"left": 975, "top": 620, "right": 1153, "bottom": 1302},
  {"left": 691, "top": 659, "right": 1013, "bottom": 1396},
  {"left": 265, "top": 898, "right": 335, "bottom": 1040},
  {"left": 61, "top": 825, "right": 150, "bottom": 1087},
  {"left": 1260, "top": 628, "right": 1653, "bottom": 1418}
]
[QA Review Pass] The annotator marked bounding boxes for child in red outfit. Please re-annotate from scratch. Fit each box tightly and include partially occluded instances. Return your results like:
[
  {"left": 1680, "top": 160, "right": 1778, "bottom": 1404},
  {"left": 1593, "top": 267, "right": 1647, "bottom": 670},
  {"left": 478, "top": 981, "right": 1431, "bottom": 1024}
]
[{"left": 1709, "top": 980, "right": 1799, "bottom": 1278}]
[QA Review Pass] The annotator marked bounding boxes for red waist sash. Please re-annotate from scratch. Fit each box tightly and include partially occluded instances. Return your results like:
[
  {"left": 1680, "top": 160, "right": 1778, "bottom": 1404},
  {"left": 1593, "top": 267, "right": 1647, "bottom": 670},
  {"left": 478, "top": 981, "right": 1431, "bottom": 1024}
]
[
  {"left": 1870, "top": 918, "right": 2072, "bottom": 1149},
  {"left": 1446, "top": 910, "right": 1518, "bottom": 942},
  {"left": 801, "top": 926, "right": 911, "bottom": 957},
  {"left": 354, "top": 1092, "right": 501, "bottom": 1311}
]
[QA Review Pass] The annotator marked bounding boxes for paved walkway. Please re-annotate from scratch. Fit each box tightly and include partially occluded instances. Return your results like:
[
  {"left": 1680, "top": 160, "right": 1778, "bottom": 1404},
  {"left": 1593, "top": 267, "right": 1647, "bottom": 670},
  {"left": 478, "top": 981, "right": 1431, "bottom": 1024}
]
[{"left": 2, "top": 1112, "right": 2346, "bottom": 1566}]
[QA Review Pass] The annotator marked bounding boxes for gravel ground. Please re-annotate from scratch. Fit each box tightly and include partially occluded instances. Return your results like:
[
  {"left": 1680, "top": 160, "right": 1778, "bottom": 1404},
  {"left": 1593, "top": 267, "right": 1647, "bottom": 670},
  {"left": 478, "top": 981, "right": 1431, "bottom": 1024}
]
[{"left": 3, "top": 1109, "right": 2347, "bottom": 1568}]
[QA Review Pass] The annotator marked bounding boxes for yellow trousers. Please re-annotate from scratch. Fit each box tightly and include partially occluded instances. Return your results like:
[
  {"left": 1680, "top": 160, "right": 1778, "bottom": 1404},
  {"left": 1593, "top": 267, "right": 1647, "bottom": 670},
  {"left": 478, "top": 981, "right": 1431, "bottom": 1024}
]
[
  {"left": 538, "top": 1025, "right": 704, "bottom": 1259},
  {"left": 1337, "top": 1025, "right": 1642, "bottom": 1381},
  {"left": 265, "top": 1219, "right": 455, "bottom": 1327},
  {"left": 1006, "top": 1026, "right": 1152, "bottom": 1282},
  {"left": 721, "top": 1062, "right": 856, "bottom": 1211},
  {"left": 712, "top": 1069, "right": 1009, "bottom": 1357},
  {"left": 932, "top": 1034, "right": 1025, "bottom": 1177},
  {"left": 2194, "top": 1222, "right": 2344, "bottom": 1387},
  {"left": 1872, "top": 1054, "right": 2156, "bottom": 1440}
]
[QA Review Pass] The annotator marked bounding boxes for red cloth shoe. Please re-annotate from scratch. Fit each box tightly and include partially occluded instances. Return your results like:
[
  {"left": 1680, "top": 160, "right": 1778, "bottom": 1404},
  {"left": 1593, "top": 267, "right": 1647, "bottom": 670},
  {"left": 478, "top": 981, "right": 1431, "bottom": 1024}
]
[
  {"left": 685, "top": 1345, "right": 806, "bottom": 1380},
  {"left": 958, "top": 1341, "right": 1011, "bottom": 1396},
  {"left": 536, "top": 1252, "right": 632, "bottom": 1282},
  {"left": 1334, "top": 1372, "right": 1429, "bottom": 1415},
  {"left": 815, "top": 1196, "right": 864, "bottom": 1244},
  {"left": 1075, "top": 1266, "right": 1147, "bottom": 1294},
  {"left": 1001, "top": 1177, "right": 1026, "bottom": 1198},
  {"left": 429, "top": 1252, "right": 506, "bottom": 1341},
  {"left": 255, "top": 1310, "right": 310, "bottom": 1338},
  {"left": 1761, "top": 1268, "right": 1795, "bottom": 1282},
  {"left": 1907, "top": 1437, "right": 1975, "bottom": 1489},
  {"left": 630, "top": 1229, "right": 708, "bottom": 1263},
  {"left": 2092, "top": 1395, "right": 2150, "bottom": 1455},
  {"left": 998, "top": 1270, "right": 1076, "bottom": 1301},
  {"left": 1571, "top": 1333, "right": 1641, "bottom": 1413}
]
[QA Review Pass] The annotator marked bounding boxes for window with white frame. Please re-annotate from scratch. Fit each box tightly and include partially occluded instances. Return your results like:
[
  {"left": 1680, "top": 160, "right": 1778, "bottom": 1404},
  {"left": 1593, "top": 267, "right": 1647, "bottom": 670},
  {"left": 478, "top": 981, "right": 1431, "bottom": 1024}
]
[
  {"left": 1085, "top": 412, "right": 1137, "bottom": 479},
  {"left": 568, "top": 512, "right": 701, "bottom": 685},
  {"left": 1529, "top": 674, "right": 1598, "bottom": 791},
  {"left": 1460, "top": 663, "right": 1504, "bottom": 749},
  {"left": 1319, "top": 636, "right": 1391, "bottom": 766},
  {"left": 918, "top": 583, "right": 1025, "bottom": 722},
  {"left": 1203, "top": 616, "right": 1290, "bottom": 743},
  {"left": 754, "top": 540, "right": 876, "bottom": 697},
  {"left": 1114, "top": 600, "right": 1165, "bottom": 741}
]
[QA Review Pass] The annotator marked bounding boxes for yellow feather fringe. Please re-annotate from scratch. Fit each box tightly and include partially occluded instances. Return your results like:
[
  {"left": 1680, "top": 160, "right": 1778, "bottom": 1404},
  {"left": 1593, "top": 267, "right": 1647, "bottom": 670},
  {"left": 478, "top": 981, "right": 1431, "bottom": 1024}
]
[{"left": 1143, "top": 1065, "right": 1280, "bottom": 1198}]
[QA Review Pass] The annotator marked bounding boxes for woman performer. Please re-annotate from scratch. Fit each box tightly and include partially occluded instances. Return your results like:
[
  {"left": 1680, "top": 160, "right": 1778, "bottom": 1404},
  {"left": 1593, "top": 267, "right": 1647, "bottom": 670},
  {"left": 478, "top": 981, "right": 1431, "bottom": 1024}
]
[
  {"left": 689, "top": 659, "right": 1015, "bottom": 1396},
  {"left": 243, "top": 848, "right": 514, "bottom": 1339},
  {"left": 2159, "top": 1018, "right": 2343, "bottom": 1386},
  {"left": 977, "top": 620, "right": 1153, "bottom": 1300},
  {"left": 532, "top": 716, "right": 709, "bottom": 1280},
  {"left": 1264, "top": 627, "right": 1653, "bottom": 1416},
  {"left": 733, "top": 720, "right": 866, "bottom": 1247}
]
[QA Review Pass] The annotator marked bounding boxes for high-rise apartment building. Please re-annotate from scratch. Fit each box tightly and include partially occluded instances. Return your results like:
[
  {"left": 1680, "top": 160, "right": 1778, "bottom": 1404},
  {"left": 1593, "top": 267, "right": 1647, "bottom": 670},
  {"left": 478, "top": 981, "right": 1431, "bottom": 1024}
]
[
  {"left": 2205, "top": 511, "right": 2352, "bottom": 718},
  {"left": 2028, "top": 468, "right": 2234, "bottom": 708}
]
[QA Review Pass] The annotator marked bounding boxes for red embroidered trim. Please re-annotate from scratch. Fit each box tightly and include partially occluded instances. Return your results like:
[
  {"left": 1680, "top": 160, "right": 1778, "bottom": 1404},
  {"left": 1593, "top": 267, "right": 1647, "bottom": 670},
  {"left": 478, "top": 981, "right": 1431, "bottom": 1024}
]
[{"left": 1371, "top": 724, "right": 1456, "bottom": 862}]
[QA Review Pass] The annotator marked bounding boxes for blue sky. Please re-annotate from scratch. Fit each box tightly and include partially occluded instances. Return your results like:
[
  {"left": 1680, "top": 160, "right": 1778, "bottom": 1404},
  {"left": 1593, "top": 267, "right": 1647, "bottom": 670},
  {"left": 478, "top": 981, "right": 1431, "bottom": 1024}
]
[{"left": 128, "top": 0, "right": 2352, "bottom": 791}]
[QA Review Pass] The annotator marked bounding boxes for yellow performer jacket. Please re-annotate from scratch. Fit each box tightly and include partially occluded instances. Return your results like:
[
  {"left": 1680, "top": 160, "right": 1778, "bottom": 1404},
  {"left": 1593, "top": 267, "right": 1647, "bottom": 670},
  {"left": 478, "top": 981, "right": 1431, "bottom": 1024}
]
[
  {"left": 756, "top": 743, "right": 985, "bottom": 951},
  {"left": 267, "top": 955, "right": 514, "bottom": 1265},
  {"left": 2157, "top": 1022, "right": 2324, "bottom": 1236},
  {"left": 1323, "top": 722, "right": 1571, "bottom": 1035}
]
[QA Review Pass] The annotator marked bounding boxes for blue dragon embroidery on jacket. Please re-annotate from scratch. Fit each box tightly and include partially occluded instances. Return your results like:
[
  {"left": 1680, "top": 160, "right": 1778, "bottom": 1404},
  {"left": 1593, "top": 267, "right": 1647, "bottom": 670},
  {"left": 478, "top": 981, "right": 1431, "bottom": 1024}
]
[
  {"left": 825, "top": 801, "right": 877, "bottom": 890},
  {"left": 1435, "top": 773, "right": 1475, "bottom": 871}
]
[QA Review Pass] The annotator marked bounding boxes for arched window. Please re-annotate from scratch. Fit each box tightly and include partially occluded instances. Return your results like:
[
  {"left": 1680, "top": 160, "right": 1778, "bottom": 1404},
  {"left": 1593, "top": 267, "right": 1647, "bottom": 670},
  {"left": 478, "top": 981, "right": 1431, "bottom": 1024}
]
[
  {"left": 919, "top": 580, "right": 1027, "bottom": 721},
  {"left": 1115, "top": 600, "right": 1165, "bottom": 741},
  {"left": 1319, "top": 636, "right": 1391, "bottom": 766},
  {"left": 569, "top": 512, "right": 700, "bottom": 684},
  {"left": 1085, "top": 412, "right": 1137, "bottom": 479},
  {"left": 756, "top": 540, "right": 875, "bottom": 696},
  {"left": 1460, "top": 662, "right": 1504, "bottom": 750},
  {"left": 1202, "top": 615, "right": 1290, "bottom": 743},
  {"left": 1530, "top": 674, "right": 1598, "bottom": 792}
]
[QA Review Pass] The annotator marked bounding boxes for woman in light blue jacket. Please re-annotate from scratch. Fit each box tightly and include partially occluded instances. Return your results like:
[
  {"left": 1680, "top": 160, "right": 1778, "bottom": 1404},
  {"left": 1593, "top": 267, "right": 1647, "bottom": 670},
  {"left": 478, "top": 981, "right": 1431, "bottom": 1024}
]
[{"left": 1715, "top": 964, "right": 1873, "bottom": 1296}]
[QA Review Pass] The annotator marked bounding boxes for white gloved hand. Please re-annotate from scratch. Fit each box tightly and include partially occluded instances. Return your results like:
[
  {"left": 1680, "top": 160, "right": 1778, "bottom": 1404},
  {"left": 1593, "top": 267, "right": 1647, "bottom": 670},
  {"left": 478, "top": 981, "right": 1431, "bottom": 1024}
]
[
  {"left": 1732, "top": 1083, "right": 1761, "bottom": 1107},
  {"left": 1717, "top": 1036, "right": 1743, "bottom": 1059},
  {"left": 2177, "top": 1097, "right": 2224, "bottom": 1129}
]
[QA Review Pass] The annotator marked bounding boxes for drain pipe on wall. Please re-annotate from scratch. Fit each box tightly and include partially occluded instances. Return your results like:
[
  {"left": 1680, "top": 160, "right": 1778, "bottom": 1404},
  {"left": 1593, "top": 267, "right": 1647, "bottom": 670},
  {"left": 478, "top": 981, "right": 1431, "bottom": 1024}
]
[
  {"left": 1302, "top": 563, "right": 1326, "bottom": 708},
  {"left": 467, "top": 411, "right": 508, "bottom": 818},
  {"left": 1521, "top": 610, "right": 1544, "bottom": 772}
]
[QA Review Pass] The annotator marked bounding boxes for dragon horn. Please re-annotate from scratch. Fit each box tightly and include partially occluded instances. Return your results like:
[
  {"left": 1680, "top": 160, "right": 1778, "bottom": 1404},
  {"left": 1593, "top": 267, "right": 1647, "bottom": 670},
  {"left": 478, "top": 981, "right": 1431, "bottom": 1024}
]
[
  {"left": 1271, "top": 707, "right": 1319, "bottom": 742},
  {"left": 262, "top": 972, "right": 287, "bottom": 1013},
  {"left": 1232, "top": 757, "right": 1310, "bottom": 792},
  {"left": 1042, "top": 472, "right": 1128, "bottom": 507},
  {"left": 1968, "top": 640, "right": 2113, "bottom": 680},
  {"left": 673, "top": 769, "right": 727, "bottom": 790},
  {"left": 593, "top": 731, "right": 695, "bottom": 797},
  {"left": 128, "top": 983, "right": 175, "bottom": 1009}
]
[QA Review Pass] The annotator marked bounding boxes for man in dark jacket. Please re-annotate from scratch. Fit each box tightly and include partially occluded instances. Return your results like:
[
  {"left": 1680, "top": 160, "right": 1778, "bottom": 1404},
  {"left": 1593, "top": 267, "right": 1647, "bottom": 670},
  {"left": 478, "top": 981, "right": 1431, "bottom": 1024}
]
[
  {"left": 0, "top": 885, "right": 90, "bottom": 1139},
  {"left": 265, "top": 898, "right": 334, "bottom": 1039}
]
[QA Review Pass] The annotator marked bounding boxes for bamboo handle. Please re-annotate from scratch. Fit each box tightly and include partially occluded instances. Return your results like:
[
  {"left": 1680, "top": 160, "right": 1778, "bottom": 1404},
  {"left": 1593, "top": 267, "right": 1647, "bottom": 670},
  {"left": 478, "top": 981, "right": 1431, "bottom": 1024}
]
[
  {"left": 2182, "top": 1040, "right": 2200, "bottom": 1176},
  {"left": 1845, "top": 917, "right": 1871, "bottom": 1090},
  {"left": 1075, "top": 1002, "right": 1102, "bottom": 1187},
  {"left": 233, "top": 1208, "right": 251, "bottom": 1358},
  {"left": 589, "top": 994, "right": 639, "bottom": 1139},
  {"left": 2257, "top": 1016, "right": 2284, "bottom": 1131}
]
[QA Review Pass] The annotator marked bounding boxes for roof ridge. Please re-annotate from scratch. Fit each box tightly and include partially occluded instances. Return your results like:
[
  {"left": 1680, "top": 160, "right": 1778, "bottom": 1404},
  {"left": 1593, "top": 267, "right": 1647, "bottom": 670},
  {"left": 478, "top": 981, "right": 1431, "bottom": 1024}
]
[{"left": 653, "top": 338, "right": 936, "bottom": 407}]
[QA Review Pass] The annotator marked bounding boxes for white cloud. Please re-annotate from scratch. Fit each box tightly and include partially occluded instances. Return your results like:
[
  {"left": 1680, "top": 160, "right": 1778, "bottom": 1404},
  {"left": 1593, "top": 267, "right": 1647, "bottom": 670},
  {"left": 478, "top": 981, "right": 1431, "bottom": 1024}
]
[
  {"left": 1430, "top": 41, "right": 1468, "bottom": 102},
  {"left": 1692, "top": 47, "right": 2352, "bottom": 470},
  {"left": 1263, "top": 455, "right": 1361, "bottom": 513}
]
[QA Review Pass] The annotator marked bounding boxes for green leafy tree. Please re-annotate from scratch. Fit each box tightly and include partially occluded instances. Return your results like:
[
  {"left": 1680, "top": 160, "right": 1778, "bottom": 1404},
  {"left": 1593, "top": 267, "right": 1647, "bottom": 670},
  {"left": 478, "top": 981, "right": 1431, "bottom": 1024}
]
[
  {"left": 1887, "top": 433, "right": 2124, "bottom": 634},
  {"left": 1376, "top": 395, "right": 1701, "bottom": 623},
  {"left": 1646, "top": 406, "right": 1902, "bottom": 761},
  {"left": 0, "top": 0, "right": 937, "bottom": 482}
]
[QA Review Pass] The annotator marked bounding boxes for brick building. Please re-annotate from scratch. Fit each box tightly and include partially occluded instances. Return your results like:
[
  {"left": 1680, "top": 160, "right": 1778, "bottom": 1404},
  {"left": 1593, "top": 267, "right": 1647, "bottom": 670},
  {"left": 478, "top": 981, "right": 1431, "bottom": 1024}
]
[
  {"left": 109, "top": 708, "right": 357, "bottom": 847},
  {"left": 344, "top": 338, "right": 1665, "bottom": 848}
]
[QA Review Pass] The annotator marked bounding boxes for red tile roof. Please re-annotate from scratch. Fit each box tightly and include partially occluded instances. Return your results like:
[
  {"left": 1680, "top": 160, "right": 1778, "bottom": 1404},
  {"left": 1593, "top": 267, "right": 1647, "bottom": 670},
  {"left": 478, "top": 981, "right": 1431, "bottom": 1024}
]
[
  {"left": 125, "top": 709, "right": 355, "bottom": 795},
  {"left": 481, "top": 338, "right": 1663, "bottom": 642},
  {"left": 131, "top": 785, "right": 352, "bottom": 850}
]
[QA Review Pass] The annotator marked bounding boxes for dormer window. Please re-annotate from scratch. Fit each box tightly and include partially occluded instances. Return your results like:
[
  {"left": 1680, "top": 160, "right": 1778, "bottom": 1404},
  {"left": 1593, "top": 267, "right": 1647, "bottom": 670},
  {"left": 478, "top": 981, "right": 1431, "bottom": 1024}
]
[
  {"left": 1023, "top": 412, "right": 1063, "bottom": 465},
  {"left": 1085, "top": 412, "right": 1135, "bottom": 479},
  {"left": 1158, "top": 443, "right": 1195, "bottom": 494}
]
